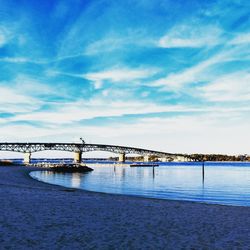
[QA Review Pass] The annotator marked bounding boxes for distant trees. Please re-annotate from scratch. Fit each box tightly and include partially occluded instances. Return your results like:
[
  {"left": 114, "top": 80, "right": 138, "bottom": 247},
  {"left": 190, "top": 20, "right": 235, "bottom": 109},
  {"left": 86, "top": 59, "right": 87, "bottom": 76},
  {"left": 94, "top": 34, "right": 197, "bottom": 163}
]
[
  {"left": 189, "top": 154, "right": 249, "bottom": 162},
  {"left": 108, "top": 154, "right": 250, "bottom": 162}
]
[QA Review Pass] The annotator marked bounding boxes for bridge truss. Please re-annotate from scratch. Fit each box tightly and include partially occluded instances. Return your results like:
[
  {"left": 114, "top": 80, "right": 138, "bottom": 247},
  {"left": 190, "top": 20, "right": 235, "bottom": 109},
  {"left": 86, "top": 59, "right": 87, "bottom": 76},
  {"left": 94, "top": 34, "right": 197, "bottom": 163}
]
[{"left": 0, "top": 142, "right": 180, "bottom": 158}]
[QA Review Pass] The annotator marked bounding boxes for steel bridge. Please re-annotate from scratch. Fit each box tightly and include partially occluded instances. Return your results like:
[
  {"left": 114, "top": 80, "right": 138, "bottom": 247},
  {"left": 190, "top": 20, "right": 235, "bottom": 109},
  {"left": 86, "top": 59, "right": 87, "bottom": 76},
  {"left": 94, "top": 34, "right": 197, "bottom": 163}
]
[{"left": 0, "top": 142, "right": 190, "bottom": 164}]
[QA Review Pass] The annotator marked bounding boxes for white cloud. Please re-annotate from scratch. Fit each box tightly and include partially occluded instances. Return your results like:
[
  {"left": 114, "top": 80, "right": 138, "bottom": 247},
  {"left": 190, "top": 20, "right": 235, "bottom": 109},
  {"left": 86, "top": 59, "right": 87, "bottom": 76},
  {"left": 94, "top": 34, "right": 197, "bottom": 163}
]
[
  {"left": 85, "top": 37, "right": 126, "bottom": 55},
  {"left": 8, "top": 93, "right": 250, "bottom": 127},
  {"left": 0, "top": 86, "right": 35, "bottom": 104},
  {"left": 9, "top": 100, "right": 190, "bottom": 124},
  {"left": 85, "top": 67, "right": 158, "bottom": 83},
  {"left": 158, "top": 24, "right": 223, "bottom": 48},
  {"left": 0, "top": 57, "right": 29, "bottom": 63},
  {"left": 84, "top": 32, "right": 154, "bottom": 55},
  {"left": 50, "top": 67, "right": 159, "bottom": 86},
  {"left": 89, "top": 112, "right": 250, "bottom": 155},
  {"left": 0, "top": 85, "right": 42, "bottom": 114},
  {"left": 93, "top": 80, "right": 103, "bottom": 89},
  {"left": 0, "top": 26, "right": 11, "bottom": 47},
  {"left": 0, "top": 57, "right": 47, "bottom": 64},
  {"left": 127, "top": 114, "right": 250, "bottom": 154},
  {"left": 230, "top": 32, "right": 250, "bottom": 45},
  {"left": 0, "top": 34, "right": 6, "bottom": 47},
  {"left": 150, "top": 41, "right": 248, "bottom": 91},
  {"left": 0, "top": 75, "right": 64, "bottom": 114},
  {"left": 0, "top": 78, "right": 249, "bottom": 155},
  {"left": 0, "top": 124, "right": 55, "bottom": 141},
  {"left": 200, "top": 72, "right": 250, "bottom": 102},
  {"left": 2, "top": 110, "right": 249, "bottom": 156},
  {"left": 13, "top": 75, "right": 57, "bottom": 96},
  {"left": 150, "top": 53, "right": 227, "bottom": 90}
]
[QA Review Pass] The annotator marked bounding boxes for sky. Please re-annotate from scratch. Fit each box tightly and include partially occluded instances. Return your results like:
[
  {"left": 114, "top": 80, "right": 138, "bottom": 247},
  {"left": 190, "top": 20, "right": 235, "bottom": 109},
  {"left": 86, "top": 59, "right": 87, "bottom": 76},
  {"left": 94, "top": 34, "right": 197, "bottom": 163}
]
[{"left": 0, "top": 0, "right": 250, "bottom": 156}]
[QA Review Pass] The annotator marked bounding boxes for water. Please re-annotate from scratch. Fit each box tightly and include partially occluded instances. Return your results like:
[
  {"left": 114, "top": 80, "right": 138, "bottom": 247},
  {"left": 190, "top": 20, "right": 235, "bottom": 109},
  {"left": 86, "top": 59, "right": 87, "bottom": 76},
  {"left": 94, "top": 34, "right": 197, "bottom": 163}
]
[{"left": 30, "top": 162, "right": 250, "bottom": 206}]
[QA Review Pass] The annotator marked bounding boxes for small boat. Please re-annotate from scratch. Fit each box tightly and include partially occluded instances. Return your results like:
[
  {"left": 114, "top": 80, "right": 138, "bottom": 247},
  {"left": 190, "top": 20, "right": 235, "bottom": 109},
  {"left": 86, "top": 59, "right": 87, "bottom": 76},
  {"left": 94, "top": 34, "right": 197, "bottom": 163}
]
[{"left": 130, "top": 163, "right": 159, "bottom": 167}]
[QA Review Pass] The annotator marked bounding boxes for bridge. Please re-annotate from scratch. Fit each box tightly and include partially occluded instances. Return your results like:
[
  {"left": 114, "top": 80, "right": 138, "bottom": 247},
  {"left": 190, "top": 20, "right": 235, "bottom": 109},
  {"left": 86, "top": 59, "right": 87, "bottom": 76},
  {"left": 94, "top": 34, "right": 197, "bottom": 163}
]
[{"left": 0, "top": 142, "right": 191, "bottom": 164}]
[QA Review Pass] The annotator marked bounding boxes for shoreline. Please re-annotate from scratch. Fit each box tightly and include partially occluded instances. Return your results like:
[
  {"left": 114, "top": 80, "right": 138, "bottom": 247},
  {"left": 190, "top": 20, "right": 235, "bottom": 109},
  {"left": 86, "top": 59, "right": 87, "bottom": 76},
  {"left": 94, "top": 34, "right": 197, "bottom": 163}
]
[{"left": 1, "top": 166, "right": 250, "bottom": 249}]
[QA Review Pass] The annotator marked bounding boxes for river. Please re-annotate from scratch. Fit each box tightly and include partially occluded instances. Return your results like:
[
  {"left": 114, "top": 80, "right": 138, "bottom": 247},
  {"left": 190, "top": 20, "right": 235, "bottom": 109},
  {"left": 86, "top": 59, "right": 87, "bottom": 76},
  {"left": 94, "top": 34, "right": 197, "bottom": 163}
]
[{"left": 30, "top": 161, "right": 250, "bottom": 206}]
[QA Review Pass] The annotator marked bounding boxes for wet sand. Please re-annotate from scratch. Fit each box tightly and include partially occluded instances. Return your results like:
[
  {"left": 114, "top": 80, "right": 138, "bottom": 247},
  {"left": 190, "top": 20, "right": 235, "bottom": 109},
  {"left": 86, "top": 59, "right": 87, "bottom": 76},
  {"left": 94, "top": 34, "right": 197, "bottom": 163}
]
[{"left": 0, "top": 166, "right": 250, "bottom": 249}]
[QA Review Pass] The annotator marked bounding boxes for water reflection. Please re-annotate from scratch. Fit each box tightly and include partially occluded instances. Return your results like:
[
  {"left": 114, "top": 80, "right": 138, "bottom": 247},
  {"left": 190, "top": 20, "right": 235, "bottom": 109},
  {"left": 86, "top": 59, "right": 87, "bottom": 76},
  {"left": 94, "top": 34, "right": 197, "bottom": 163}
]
[
  {"left": 71, "top": 173, "right": 81, "bottom": 188},
  {"left": 30, "top": 162, "right": 250, "bottom": 206},
  {"left": 202, "top": 161, "right": 205, "bottom": 184}
]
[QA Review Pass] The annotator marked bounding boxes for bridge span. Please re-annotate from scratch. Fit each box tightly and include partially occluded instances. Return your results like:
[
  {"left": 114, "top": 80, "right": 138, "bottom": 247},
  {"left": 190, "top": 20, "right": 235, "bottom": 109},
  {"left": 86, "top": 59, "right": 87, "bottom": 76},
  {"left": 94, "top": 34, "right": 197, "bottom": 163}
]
[{"left": 0, "top": 142, "right": 190, "bottom": 164}]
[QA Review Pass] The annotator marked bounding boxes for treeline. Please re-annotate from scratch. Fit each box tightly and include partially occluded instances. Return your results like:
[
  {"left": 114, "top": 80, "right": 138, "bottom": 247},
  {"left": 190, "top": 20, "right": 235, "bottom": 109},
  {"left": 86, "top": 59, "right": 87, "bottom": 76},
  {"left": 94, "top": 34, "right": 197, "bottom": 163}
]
[
  {"left": 189, "top": 154, "right": 250, "bottom": 162},
  {"left": 109, "top": 154, "right": 250, "bottom": 162},
  {"left": 109, "top": 156, "right": 159, "bottom": 161}
]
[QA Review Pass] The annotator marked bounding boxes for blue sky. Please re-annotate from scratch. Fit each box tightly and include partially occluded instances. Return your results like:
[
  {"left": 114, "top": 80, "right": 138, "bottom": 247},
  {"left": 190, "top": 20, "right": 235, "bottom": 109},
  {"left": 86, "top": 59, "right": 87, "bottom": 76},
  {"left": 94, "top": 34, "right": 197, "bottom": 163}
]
[{"left": 0, "top": 0, "right": 250, "bottom": 155}]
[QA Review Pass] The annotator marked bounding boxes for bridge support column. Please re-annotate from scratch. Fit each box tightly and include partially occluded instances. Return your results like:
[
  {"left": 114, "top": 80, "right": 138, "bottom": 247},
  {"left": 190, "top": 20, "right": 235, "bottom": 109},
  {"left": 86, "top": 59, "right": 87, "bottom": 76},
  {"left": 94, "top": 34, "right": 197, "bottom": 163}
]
[
  {"left": 118, "top": 153, "right": 125, "bottom": 162},
  {"left": 74, "top": 151, "right": 82, "bottom": 164},
  {"left": 24, "top": 152, "right": 31, "bottom": 165},
  {"left": 144, "top": 155, "right": 149, "bottom": 162}
]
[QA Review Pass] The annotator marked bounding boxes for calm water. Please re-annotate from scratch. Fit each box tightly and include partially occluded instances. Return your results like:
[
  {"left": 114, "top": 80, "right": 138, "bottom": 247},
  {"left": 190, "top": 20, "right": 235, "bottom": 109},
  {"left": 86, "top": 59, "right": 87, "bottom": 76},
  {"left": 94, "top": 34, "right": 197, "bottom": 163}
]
[{"left": 30, "top": 162, "right": 250, "bottom": 206}]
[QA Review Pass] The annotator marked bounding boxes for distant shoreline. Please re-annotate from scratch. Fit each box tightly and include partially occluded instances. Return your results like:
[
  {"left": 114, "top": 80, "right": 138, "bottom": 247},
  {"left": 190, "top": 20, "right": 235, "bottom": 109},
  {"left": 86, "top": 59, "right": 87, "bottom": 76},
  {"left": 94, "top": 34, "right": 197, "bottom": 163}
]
[{"left": 1, "top": 158, "right": 250, "bottom": 163}]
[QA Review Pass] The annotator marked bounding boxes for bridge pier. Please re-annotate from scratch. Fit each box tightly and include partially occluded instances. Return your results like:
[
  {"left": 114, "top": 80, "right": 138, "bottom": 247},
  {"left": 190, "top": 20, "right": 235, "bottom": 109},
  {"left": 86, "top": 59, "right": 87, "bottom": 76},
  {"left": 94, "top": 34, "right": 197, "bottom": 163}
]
[
  {"left": 24, "top": 152, "right": 31, "bottom": 164},
  {"left": 118, "top": 153, "right": 125, "bottom": 162},
  {"left": 74, "top": 151, "right": 82, "bottom": 164},
  {"left": 144, "top": 155, "right": 149, "bottom": 162}
]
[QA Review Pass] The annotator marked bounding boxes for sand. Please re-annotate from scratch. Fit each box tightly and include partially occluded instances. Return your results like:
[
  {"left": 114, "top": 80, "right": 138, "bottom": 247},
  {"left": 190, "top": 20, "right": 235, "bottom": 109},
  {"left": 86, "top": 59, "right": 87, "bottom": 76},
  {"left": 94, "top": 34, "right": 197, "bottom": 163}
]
[{"left": 0, "top": 166, "right": 250, "bottom": 249}]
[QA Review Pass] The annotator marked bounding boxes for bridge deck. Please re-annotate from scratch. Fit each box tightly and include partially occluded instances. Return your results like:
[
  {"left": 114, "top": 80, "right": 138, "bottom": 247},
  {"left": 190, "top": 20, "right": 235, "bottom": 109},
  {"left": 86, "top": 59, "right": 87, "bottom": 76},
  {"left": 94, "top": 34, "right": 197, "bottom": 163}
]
[{"left": 0, "top": 142, "right": 185, "bottom": 158}]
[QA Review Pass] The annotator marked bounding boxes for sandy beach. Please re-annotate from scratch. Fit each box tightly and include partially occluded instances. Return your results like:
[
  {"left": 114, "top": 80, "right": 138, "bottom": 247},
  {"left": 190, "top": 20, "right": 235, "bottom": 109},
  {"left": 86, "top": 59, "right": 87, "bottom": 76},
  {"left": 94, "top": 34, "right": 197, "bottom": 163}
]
[{"left": 0, "top": 166, "right": 250, "bottom": 249}]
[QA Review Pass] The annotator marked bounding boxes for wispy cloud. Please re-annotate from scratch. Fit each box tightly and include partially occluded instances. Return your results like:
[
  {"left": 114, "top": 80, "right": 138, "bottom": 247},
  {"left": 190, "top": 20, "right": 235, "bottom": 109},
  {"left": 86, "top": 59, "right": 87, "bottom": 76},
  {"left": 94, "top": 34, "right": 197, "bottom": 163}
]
[
  {"left": 84, "top": 31, "right": 154, "bottom": 55},
  {"left": 158, "top": 24, "right": 223, "bottom": 48},
  {"left": 200, "top": 72, "right": 250, "bottom": 102},
  {"left": 149, "top": 51, "right": 228, "bottom": 90},
  {"left": 150, "top": 36, "right": 250, "bottom": 92},
  {"left": 85, "top": 67, "right": 159, "bottom": 83},
  {"left": 230, "top": 32, "right": 250, "bottom": 45},
  {"left": 0, "top": 57, "right": 29, "bottom": 63},
  {"left": 0, "top": 85, "right": 42, "bottom": 113},
  {"left": 0, "top": 26, "right": 12, "bottom": 47},
  {"left": 7, "top": 99, "right": 191, "bottom": 125}
]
